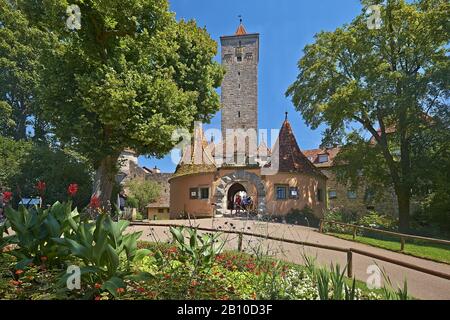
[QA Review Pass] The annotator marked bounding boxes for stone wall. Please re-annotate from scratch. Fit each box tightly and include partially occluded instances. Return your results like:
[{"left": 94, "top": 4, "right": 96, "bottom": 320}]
[{"left": 220, "top": 34, "right": 259, "bottom": 137}]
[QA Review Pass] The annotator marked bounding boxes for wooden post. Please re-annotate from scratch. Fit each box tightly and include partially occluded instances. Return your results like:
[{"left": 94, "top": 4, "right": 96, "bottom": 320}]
[
  {"left": 400, "top": 237, "right": 405, "bottom": 252},
  {"left": 347, "top": 250, "right": 353, "bottom": 278},
  {"left": 237, "top": 233, "right": 243, "bottom": 252},
  {"left": 353, "top": 226, "right": 357, "bottom": 240},
  {"left": 319, "top": 220, "right": 324, "bottom": 233}
]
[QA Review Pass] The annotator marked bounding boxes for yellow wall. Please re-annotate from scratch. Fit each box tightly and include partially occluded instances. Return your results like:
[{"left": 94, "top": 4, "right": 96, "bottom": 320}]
[
  {"left": 264, "top": 173, "right": 326, "bottom": 218},
  {"left": 147, "top": 207, "right": 170, "bottom": 221},
  {"left": 169, "top": 169, "right": 327, "bottom": 219},
  {"left": 169, "top": 173, "right": 215, "bottom": 219}
]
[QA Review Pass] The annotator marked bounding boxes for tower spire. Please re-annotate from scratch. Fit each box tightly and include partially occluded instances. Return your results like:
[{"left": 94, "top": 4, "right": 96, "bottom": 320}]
[{"left": 235, "top": 15, "right": 247, "bottom": 35}]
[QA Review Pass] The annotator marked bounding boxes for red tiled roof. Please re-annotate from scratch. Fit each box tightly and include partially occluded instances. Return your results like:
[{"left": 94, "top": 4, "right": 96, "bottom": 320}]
[
  {"left": 303, "top": 147, "right": 341, "bottom": 168},
  {"left": 270, "top": 119, "right": 326, "bottom": 177}
]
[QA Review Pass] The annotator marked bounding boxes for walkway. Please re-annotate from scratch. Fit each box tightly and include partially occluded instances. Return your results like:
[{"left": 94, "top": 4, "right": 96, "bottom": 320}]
[{"left": 128, "top": 217, "right": 450, "bottom": 300}]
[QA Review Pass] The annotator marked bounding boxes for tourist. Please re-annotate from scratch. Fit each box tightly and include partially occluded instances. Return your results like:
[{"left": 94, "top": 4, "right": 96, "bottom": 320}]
[
  {"left": 235, "top": 194, "right": 242, "bottom": 214},
  {"left": 119, "top": 190, "right": 127, "bottom": 212}
]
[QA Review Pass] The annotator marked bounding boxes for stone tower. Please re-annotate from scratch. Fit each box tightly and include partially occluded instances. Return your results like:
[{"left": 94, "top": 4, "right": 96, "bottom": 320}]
[{"left": 220, "top": 21, "right": 259, "bottom": 138}]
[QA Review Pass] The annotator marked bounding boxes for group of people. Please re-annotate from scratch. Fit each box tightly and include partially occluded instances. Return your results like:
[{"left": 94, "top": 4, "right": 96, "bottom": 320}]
[{"left": 232, "top": 194, "right": 253, "bottom": 214}]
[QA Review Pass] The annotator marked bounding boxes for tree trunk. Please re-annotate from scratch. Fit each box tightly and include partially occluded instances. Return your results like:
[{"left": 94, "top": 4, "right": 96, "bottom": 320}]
[
  {"left": 92, "top": 154, "right": 120, "bottom": 210},
  {"left": 396, "top": 186, "right": 410, "bottom": 233}
]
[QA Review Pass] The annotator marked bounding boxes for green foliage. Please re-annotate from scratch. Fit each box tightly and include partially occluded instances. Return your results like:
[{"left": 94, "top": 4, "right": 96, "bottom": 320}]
[
  {"left": 4, "top": 202, "right": 80, "bottom": 268},
  {"left": 286, "top": 0, "right": 450, "bottom": 231},
  {"left": 14, "top": 0, "right": 223, "bottom": 204},
  {"left": 0, "top": 137, "right": 93, "bottom": 209},
  {"left": 125, "top": 179, "right": 160, "bottom": 213},
  {"left": 285, "top": 206, "right": 320, "bottom": 227},
  {"left": 54, "top": 214, "right": 151, "bottom": 297},
  {"left": 169, "top": 227, "right": 224, "bottom": 272},
  {"left": 125, "top": 196, "right": 139, "bottom": 209},
  {"left": 357, "top": 211, "right": 398, "bottom": 231},
  {"left": 0, "top": 0, "right": 45, "bottom": 140},
  {"left": 0, "top": 136, "right": 32, "bottom": 195}
]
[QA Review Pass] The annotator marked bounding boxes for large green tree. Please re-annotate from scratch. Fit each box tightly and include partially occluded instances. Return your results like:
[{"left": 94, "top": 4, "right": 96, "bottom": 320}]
[
  {"left": 286, "top": 0, "right": 449, "bottom": 232},
  {"left": 0, "top": 0, "right": 45, "bottom": 141},
  {"left": 18, "top": 0, "right": 223, "bottom": 207}
]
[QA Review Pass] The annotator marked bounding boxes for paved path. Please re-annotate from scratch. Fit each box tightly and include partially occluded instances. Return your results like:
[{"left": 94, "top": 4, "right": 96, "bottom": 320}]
[{"left": 128, "top": 217, "right": 450, "bottom": 300}]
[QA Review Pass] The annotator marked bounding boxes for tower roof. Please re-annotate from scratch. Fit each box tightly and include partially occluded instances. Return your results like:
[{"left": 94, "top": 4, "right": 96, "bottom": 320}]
[
  {"left": 235, "top": 22, "right": 247, "bottom": 35},
  {"left": 270, "top": 118, "right": 326, "bottom": 177}
]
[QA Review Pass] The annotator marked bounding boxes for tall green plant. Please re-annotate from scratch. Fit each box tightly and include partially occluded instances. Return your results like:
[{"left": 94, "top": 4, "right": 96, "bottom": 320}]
[
  {"left": 54, "top": 214, "right": 151, "bottom": 297},
  {"left": 169, "top": 227, "right": 224, "bottom": 272},
  {"left": 5, "top": 201, "right": 79, "bottom": 268}
]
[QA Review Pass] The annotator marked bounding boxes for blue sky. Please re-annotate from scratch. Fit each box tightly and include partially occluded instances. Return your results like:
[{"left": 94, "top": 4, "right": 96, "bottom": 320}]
[{"left": 140, "top": 0, "right": 363, "bottom": 172}]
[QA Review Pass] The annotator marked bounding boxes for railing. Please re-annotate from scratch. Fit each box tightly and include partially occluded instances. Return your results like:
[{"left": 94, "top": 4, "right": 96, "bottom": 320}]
[
  {"left": 131, "top": 221, "right": 450, "bottom": 281},
  {"left": 318, "top": 220, "right": 450, "bottom": 251}
]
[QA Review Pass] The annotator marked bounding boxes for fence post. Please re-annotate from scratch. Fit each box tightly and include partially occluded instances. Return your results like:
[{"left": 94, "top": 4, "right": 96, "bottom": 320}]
[
  {"left": 237, "top": 233, "right": 243, "bottom": 252},
  {"left": 400, "top": 237, "right": 405, "bottom": 252},
  {"left": 319, "top": 220, "right": 324, "bottom": 233},
  {"left": 347, "top": 250, "right": 353, "bottom": 278},
  {"left": 353, "top": 226, "right": 357, "bottom": 240}
]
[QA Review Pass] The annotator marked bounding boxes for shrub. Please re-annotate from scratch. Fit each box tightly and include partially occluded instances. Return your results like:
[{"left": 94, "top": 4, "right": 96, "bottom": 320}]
[
  {"left": 285, "top": 206, "right": 320, "bottom": 227},
  {"left": 357, "top": 211, "right": 398, "bottom": 231},
  {"left": 126, "top": 197, "right": 139, "bottom": 209}
]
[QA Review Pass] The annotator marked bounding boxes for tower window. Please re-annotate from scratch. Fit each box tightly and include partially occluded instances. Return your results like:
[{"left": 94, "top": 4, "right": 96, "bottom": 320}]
[
  {"left": 238, "top": 111, "right": 241, "bottom": 118},
  {"left": 238, "top": 84, "right": 241, "bottom": 89},
  {"left": 237, "top": 56, "right": 242, "bottom": 62},
  {"left": 238, "top": 72, "right": 241, "bottom": 76}
]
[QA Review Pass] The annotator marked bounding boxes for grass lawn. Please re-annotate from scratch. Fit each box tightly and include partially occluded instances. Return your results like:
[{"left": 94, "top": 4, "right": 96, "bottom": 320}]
[{"left": 330, "top": 233, "right": 450, "bottom": 264}]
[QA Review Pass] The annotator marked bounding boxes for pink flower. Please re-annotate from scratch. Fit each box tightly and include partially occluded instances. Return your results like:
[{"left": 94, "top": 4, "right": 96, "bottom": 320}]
[{"left": 67, "top": 184, "right": 78, "bottom": 197}]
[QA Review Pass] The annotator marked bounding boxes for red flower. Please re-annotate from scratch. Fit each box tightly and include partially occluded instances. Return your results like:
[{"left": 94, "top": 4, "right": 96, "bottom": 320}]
[
  {"left": 164, "top": 274, "right": 171, "bottom": 279},
  {"left": 40, "top": 256, "right": 48, "bottom": 262},
  {"left": 15, "top": 269, "right": 24, "bottom": 276},
  {"left": 94, "top": 283, "right": 102, "bottom": 289},
  {"left": 137, "top": 287, "right": 146, "bottom": 293},
  {"left": 2, "top": 191, "right": 12, "bottom": 203},
  {"left": 191, "top": 280, "right": 198, "bottom": 287},
  {"left": 35, "top": 181, "right": 46, "bottom": 195},
  {"left": 10, "top": 280, "right": 22, "bottom": 286},
  {"left": 94, "top": 296, "right": 101, "bottom": 301},
  {"left": 167, "top": 247, "right": 177, "bottom": 254},
  {"left": 67, "top": 184, "right": 78, "bottom": 197},
  {"left": 116, "top": 288, "right": 125, "bottom": 294},
  {"left": 89, "top": 195, "right": 100, "bottom": 209}
]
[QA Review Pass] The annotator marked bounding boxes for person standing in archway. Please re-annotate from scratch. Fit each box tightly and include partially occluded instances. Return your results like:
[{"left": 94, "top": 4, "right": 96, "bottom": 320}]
[{"left": 235, "top": 194, "right": 242, "bottom": 215}]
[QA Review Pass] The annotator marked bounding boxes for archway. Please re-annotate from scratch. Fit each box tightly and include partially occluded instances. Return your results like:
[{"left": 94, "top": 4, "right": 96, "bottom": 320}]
[
  {"left": 213, "top": 170, "right": 266, "bottom": 216},
  {"left": 227, "top": 183, "right": 247, "bottom": 210}
]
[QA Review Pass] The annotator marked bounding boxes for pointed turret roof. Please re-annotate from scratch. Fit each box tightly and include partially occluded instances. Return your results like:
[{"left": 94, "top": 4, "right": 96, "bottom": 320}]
[
  {"left": 269, "top": 117, "right": 326, "bottom": 177},
  {"left": 235, "top": 21, "right": 247, "bottom": 36}
]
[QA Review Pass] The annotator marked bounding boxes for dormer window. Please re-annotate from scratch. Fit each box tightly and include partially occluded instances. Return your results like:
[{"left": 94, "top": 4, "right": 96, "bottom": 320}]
[{"left": 318, "top": 154, "right": 329, "bottom": 163}]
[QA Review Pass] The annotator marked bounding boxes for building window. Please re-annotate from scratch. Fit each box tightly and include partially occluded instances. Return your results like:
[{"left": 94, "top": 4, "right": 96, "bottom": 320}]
[
  {"left": 237, "top": 56, "right": 242, "bottom": 62},
  {"left": 238, "top": 71, "right": 241, "bottom": 76},
  {"left": 289, "top": 187, "right": 299, "bottom": 199},
  {"left": 158, "top": 208, "right": 164, "bottom": 213},
  {"left": 318, "top": 154, "right": 329, "bottom": 163},
  {"left": 317, "top": 189, "right": 324, "bottom": 202},
  {"left": 238, "top": 111, "right": 241, "bottom": 118},
  {"left": 200, "top": 187, "right": 209, "bottom": 200},
  {"left": 328, "top": 190, "right": 337, "bottom": 200},
  {"left": 190, "top": 188, "right": 198, "bottom": 199},
  {"left": 245, "top": 53, "right": 253, "bottom": 61},
  {"left": 276, "top": 185, "right": 288, "bottom": 200},
  {"left": 347, "top": 190, "right": 357, "bottom": 200}
]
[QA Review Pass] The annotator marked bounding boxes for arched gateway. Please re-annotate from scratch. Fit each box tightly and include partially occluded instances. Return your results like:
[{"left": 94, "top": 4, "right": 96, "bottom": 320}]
[{"left": 214, "top": 170, "right": 266, "bottom": 216}]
